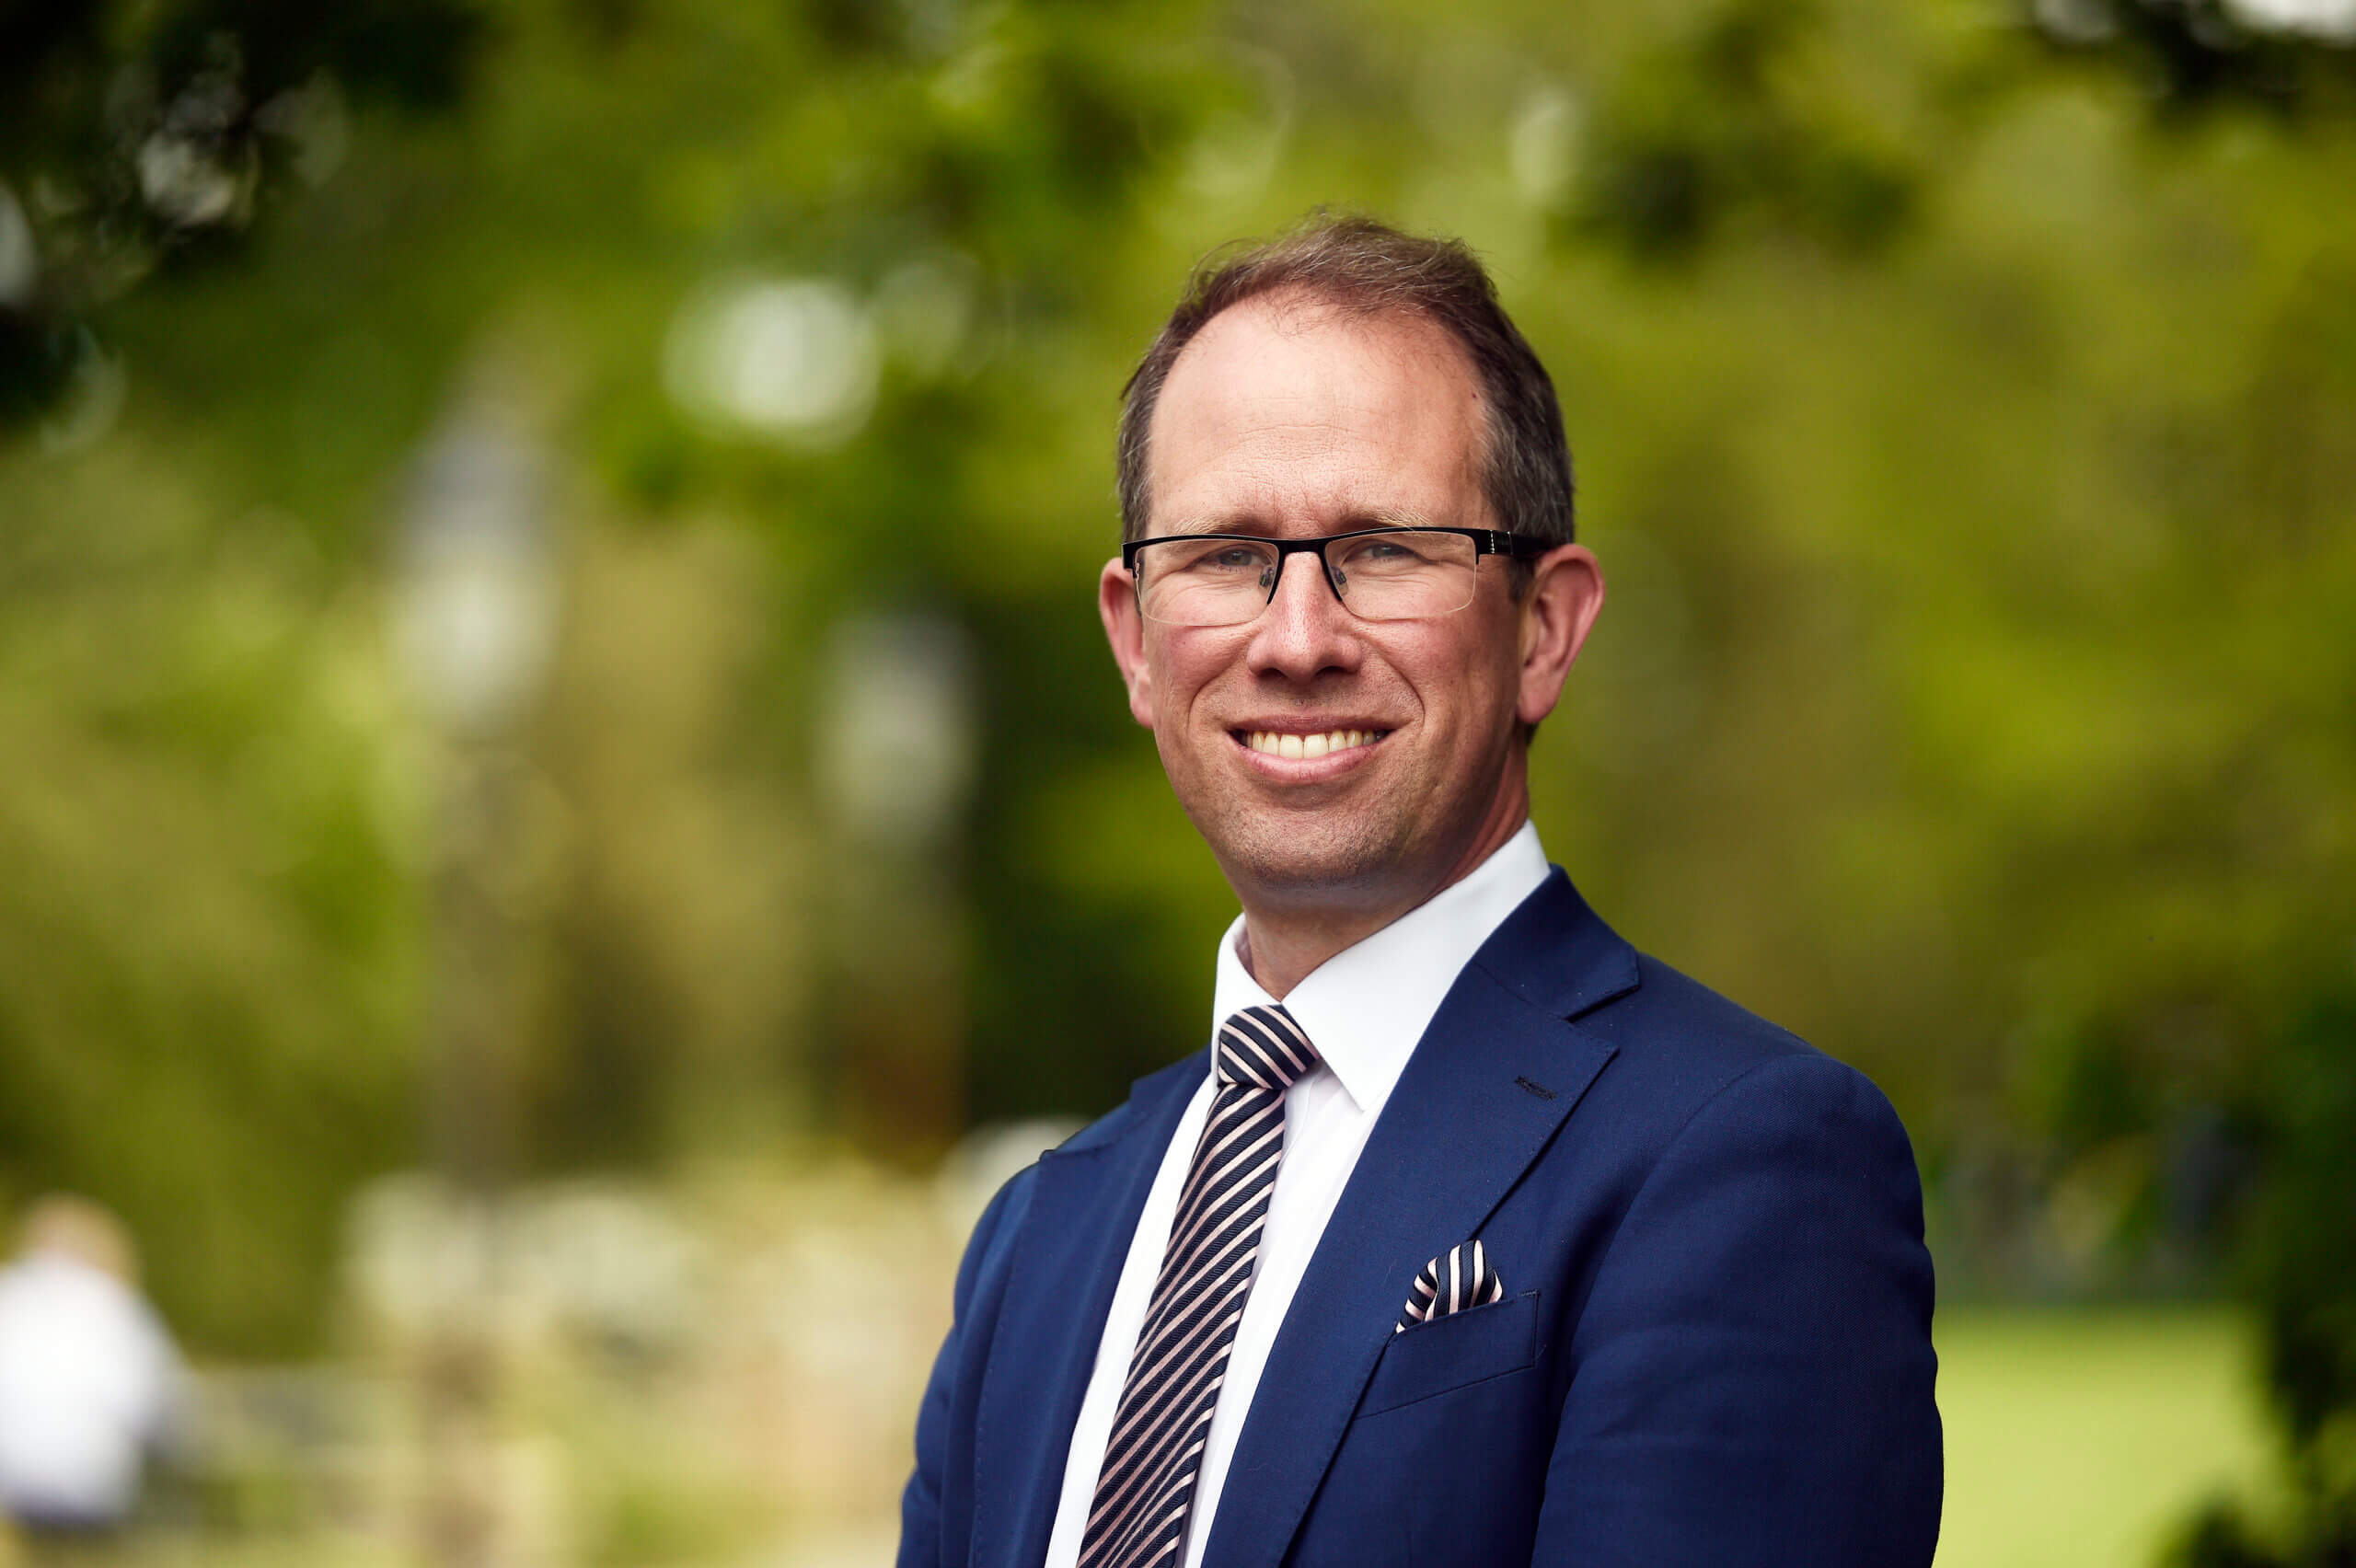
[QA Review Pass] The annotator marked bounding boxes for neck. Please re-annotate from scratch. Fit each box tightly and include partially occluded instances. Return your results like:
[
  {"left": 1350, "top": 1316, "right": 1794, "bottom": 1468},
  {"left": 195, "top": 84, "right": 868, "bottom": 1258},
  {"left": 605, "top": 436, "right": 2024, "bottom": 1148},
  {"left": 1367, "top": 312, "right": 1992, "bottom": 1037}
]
[{"left": 1234, "top": 771, "right": 1530, "bottom": 1000}]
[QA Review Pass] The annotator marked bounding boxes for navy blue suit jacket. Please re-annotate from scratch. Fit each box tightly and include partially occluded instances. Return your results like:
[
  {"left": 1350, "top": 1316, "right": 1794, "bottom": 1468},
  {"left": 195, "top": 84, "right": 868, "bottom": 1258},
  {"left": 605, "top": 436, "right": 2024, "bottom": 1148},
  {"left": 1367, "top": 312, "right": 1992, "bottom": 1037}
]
[{"left": 900, "top": 870, "right": 1942, "bottom": 1566}]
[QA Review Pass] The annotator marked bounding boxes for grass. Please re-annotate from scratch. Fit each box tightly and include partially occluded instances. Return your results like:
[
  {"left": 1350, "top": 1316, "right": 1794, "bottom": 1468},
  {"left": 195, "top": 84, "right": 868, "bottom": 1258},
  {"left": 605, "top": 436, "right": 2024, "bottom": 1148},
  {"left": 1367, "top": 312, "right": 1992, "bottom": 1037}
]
[{"left": 1935, "top": 1306, "right": 2282, "bottom": 1568}]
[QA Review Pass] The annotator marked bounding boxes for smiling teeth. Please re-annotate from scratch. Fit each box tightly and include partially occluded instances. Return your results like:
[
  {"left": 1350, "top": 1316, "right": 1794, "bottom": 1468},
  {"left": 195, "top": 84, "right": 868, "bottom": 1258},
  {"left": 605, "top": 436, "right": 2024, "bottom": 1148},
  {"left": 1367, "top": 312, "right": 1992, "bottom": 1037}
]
[{"left": 1246, "top": 730, "right": 1380, "bottom": 758}]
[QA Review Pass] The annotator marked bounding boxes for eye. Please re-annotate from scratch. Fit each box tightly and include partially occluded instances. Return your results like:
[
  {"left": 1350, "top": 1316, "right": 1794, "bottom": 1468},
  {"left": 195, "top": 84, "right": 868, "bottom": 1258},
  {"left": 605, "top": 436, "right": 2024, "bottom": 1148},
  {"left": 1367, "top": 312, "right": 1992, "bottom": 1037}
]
[{"left": 1336, "top": 532, "right": 1436, "bottom": 569}]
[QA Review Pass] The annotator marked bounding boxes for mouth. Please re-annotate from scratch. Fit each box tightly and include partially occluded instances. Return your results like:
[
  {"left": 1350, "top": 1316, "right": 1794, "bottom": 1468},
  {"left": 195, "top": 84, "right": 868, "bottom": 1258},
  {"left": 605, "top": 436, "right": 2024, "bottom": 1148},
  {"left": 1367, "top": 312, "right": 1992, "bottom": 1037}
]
[{"left": 1234, "top": 727, "right": 1390, "bottom": 761}]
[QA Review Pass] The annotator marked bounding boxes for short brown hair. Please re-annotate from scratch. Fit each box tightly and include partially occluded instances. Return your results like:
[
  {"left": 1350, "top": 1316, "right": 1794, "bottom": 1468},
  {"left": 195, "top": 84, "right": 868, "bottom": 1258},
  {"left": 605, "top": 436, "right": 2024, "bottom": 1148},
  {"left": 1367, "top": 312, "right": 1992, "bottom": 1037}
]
[{"left": 1116, "top": 214, "right": 1576, "bottom": 567}]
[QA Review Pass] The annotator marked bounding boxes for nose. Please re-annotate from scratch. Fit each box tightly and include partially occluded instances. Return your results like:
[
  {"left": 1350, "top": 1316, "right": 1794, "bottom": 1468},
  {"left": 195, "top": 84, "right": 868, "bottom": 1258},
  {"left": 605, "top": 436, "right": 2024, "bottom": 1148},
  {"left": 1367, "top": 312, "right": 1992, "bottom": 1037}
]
[{"left": 1245, "top": 548, "right": 1362, "bottom": 683}]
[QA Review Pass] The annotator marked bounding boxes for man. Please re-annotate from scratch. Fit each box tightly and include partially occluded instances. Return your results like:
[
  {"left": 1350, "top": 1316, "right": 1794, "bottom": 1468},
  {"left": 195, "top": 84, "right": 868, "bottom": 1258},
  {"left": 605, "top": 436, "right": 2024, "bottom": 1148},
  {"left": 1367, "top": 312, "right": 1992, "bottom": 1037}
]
[{"left": 900, "top": 216, "right": 1941, "bottom": 1568}]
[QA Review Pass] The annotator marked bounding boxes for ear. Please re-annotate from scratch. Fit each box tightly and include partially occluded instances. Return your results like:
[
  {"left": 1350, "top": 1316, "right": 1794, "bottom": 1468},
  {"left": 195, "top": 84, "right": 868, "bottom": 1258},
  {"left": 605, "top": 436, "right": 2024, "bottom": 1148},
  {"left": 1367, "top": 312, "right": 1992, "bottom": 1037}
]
[
  {"left": 1515, "top": 543, "right": 1605, "bottom": 729},
  {"left": 1100, "top": 556, "right": 1157, "bottom": 728}
]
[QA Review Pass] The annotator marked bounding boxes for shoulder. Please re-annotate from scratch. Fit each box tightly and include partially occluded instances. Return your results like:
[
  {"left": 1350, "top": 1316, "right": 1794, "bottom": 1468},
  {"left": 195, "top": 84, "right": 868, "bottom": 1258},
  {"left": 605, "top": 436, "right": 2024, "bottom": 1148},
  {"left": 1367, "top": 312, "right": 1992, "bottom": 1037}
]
[
  {"left": 1467, "top": 872, "right": 1918, "bottom": 1170},
  {"left": 1579, "top": 944, "right": 1879, "bottom": 1099},
  {"left": 950, "top": 1048, "right": 1206, "bottom": 1286},
  {"left": 1059, "top": 1049, "right": 1202, "bottom": 1156},
  {"left": 1568, "top": 954, "right": 1925, "bottom": 1244},
  {"left": 1526, "top": 938, "right": 1919, "bottom": 1184},
  {"left": 1598, "top": 951, "right": 1814, "bottom": 1067},
  {"left": 1472, "top": 869, "right": 1872, "bottom": 1104}
]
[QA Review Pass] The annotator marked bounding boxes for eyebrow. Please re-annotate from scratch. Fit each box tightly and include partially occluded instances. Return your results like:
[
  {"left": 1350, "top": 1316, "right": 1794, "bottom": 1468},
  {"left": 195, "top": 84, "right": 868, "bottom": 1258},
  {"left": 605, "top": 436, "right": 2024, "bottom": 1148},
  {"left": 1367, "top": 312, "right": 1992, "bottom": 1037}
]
[{"left": 1158, "top": 508, "right": 1439, "bottom": 537}]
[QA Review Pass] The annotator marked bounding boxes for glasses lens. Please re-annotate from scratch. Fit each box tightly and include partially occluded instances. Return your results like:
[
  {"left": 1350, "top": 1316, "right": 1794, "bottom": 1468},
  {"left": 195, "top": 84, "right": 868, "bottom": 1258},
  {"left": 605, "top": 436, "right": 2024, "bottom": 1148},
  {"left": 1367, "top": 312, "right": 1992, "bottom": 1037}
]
[
  {"left": 1134, "top": 537, "right": 1281, "bottom": 626},
  {"left": 1328, "top": 529, "right": 1479, "bottom": 620}
]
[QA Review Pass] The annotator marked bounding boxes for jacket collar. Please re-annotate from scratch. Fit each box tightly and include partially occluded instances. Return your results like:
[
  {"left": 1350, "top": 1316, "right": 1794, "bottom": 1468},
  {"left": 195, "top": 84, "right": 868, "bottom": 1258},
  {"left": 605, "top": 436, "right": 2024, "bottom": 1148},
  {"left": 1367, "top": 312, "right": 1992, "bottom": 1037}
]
[{"left": 1468, "top": 865, "right": 1641, "bottom": 1023}]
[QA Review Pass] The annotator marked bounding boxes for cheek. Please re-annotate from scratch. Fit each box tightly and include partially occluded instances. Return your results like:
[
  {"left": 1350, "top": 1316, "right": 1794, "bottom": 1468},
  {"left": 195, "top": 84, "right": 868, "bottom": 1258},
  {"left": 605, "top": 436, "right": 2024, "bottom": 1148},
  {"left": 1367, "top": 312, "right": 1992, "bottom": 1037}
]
[
  {"left": 1407, "top": 637, "right": 1520, "bottom": 735},
  {"left": 1395, "top": 627, "right": 1498, "bottom": 704},
  {"left": 1138, "top": 659, "right": 1199, "bottom": 747},
  {"left": 1149, "top": 634, "right": 1234, "bottom": 721}
]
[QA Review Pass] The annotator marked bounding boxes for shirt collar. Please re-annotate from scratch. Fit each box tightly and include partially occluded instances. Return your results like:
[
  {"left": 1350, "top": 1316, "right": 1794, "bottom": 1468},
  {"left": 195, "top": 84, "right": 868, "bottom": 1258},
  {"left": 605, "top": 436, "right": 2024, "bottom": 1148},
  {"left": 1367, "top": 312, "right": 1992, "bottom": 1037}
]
[{"left": 1209, "top": 820, "right": 1551, "bottom": 1118}]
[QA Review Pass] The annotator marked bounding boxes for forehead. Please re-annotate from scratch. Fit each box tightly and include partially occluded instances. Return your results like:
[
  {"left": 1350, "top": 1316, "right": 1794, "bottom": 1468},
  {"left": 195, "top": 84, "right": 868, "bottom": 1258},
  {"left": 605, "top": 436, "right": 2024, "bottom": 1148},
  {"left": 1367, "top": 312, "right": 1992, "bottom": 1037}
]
[{"left": 1145, "top": 293, "right": 1487, "bottom": 532}]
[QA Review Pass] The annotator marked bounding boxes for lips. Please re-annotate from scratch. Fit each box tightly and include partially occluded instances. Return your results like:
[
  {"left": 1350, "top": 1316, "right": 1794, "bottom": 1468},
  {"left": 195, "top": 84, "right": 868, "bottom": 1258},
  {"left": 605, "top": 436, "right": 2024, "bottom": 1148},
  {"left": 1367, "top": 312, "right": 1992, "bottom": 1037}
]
[{"left": 1238, "top": 728, "right": 1387, "bottom": 760}]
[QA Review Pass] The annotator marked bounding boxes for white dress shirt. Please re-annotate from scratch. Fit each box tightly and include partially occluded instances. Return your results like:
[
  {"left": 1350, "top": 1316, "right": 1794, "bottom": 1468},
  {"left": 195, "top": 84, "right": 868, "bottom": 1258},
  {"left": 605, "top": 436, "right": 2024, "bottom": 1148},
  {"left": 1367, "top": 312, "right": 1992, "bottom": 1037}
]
[{"left": 1042, "top": 821, "right": 1552, "bottom": 1568}]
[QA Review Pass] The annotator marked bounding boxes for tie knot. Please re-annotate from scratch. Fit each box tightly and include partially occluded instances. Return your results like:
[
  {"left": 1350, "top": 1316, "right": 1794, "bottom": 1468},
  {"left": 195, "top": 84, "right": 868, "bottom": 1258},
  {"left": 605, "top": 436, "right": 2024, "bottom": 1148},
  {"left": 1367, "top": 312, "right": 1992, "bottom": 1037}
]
[{"left": 1216, "top": 1005, "right": 1320, "bottom": 1092}]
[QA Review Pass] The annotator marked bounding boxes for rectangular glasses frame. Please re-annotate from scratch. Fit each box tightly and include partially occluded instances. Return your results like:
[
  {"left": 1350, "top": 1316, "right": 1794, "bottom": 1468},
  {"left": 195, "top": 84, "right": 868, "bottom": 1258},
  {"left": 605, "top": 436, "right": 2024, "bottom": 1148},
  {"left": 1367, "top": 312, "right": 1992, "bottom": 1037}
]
[{"left": 1122, "top": 526, "right": 1548, "bottom": 613}]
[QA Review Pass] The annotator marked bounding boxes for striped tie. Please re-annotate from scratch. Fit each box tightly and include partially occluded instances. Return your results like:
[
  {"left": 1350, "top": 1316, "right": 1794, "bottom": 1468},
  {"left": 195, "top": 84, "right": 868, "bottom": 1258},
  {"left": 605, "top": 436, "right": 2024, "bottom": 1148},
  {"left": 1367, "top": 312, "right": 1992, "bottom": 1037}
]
[{"left": 1077, "top": 1004, "right": 1319, "bottom": 1568}]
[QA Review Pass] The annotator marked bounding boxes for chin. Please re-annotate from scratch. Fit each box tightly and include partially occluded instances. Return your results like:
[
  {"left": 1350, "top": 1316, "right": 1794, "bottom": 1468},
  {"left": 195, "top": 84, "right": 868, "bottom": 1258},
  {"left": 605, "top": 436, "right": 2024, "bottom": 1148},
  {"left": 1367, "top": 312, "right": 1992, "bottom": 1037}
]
[{"left": 1216, "top": 817, "right": 1418, "bottom": 906}]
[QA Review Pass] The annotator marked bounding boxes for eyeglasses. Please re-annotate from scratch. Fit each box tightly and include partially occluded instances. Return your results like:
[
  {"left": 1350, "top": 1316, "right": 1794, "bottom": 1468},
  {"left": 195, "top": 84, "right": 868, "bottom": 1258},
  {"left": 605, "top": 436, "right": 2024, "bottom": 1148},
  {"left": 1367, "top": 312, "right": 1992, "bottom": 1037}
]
[{"left": 1122, "top": 526, "right": 1545, "bottom": 627}]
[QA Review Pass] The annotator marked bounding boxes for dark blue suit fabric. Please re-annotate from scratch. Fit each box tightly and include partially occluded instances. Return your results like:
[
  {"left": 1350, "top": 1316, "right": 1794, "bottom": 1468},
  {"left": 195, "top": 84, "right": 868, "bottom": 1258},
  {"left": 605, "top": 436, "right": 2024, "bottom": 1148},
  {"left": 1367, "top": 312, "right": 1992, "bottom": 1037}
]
[{"left": 900, "top": 870, "right": 1943, "bottom": 1567}]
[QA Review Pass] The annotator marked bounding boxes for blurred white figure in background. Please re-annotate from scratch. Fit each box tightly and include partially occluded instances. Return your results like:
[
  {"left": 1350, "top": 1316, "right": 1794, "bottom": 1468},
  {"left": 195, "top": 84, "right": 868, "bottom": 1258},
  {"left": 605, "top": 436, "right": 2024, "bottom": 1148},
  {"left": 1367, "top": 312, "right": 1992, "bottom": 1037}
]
[{"left": 0, "top": 1196, "right": 188, "bottom": 1535}]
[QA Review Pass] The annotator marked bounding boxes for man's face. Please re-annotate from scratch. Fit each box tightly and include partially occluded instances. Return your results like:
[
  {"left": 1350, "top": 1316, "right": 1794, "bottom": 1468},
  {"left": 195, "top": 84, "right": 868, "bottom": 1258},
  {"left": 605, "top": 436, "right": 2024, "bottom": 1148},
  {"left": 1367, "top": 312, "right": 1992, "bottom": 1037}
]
[{"left": 1100, "top": 292, "right": 1583, "bottom": 920}]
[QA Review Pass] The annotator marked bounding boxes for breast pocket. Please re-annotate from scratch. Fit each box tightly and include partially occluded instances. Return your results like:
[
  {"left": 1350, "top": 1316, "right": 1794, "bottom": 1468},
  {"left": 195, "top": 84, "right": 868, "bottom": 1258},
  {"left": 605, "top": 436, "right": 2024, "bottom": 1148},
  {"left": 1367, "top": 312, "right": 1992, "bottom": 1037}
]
[{"left": 1356, "top": 1288, "right": 1542, "bottom": 1418}]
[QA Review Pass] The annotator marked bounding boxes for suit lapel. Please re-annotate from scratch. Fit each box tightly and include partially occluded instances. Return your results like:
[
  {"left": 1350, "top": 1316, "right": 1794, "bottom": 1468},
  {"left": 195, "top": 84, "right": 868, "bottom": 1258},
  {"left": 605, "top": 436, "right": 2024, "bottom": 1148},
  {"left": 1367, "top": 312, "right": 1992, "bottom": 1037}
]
[
  {"left": 1199, "top": 870, "right": 1634, "bottom": 1568},
  {"left": 974, "top": 1052, "right": 1202, "bottom": 1568}
]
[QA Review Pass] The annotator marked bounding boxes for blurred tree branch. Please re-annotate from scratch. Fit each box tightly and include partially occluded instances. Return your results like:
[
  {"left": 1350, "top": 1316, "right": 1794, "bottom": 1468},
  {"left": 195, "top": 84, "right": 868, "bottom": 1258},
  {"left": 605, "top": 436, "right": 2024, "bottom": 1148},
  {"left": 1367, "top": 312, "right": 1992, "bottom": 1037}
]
[
  {"left": 0, "top": 0, "right": 487, "bottom": 427},
  {"left": 1571, "top": 0, "right": 2356, "bottom": 267}
]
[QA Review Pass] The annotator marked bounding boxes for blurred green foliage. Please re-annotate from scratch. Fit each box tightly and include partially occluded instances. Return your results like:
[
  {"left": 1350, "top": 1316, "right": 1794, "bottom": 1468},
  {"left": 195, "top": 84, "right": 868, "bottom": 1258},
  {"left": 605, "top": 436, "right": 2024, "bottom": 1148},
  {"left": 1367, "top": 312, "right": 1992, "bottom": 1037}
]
[
  {"left": 2, "top": 26, "right": 2353, "bottom": 1562},
  {"left": 2168, "top": 984, "right": 2356, "bottom": 1565}
]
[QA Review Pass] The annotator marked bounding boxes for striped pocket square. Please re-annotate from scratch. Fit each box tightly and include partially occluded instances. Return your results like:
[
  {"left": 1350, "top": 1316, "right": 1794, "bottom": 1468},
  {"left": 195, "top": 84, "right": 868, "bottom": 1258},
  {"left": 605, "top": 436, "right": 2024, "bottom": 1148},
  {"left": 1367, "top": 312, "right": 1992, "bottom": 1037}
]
[{"left": 1394, "top": 1239, "right": 1506, "bottom": 1332}]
